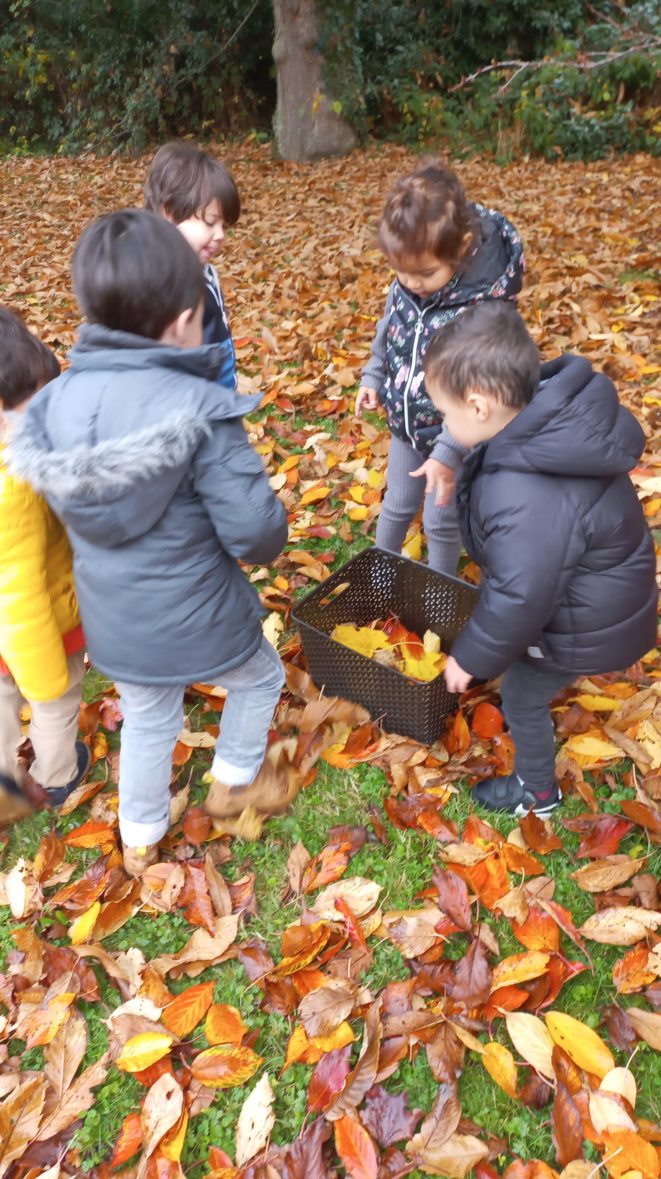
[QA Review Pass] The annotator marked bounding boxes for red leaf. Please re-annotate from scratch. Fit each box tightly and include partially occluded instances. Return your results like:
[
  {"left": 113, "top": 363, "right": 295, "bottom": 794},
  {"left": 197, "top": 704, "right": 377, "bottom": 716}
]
[
  {"left": 307, "top": 1045, "right": 352, "bottom": 1113},
  {"left": 552, "top": 1082, "right": 584, "bottom": 1166},
  {"left": 360, "top": 1084, "right": 423, "bottom": 1148},
  {"left": 334, "top": 896, "right": 369, "bottom": 951},
  {"left": 448, "top": 938, "right": 491, "bottom": 1008},
  {"left": 432, "top": 866, "right": 472, "bottom": 931}
]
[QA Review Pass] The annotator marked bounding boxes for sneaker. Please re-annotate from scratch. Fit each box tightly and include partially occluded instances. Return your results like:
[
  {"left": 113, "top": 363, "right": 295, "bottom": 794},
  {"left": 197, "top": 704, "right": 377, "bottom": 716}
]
[
  {"left": 123, "top": 843, "right": 159, "bottom": 877},
  {"left": 0, "top": 774, "right": 33, "bottom": 826},
  {"left": 472, "top": 772, "right": 561, "bottom": 817},
  {"left": 40, "top": 741, "right": 92, "bottom": 807},
  {"left": 205, "top": 761, "right": 299, "bottom": 820}
]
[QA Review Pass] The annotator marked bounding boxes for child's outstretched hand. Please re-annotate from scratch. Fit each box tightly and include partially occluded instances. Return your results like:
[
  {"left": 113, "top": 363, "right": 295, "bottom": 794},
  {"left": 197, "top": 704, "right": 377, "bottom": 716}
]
[
  {"left": 355, "top": 386, "right": 380, "bottom": 416},
  {"left": 410, "top": 458, "right": 455, "bottom": 506},
  {"left": 444, "top": 655, "right": 472, "bottom": 694}
]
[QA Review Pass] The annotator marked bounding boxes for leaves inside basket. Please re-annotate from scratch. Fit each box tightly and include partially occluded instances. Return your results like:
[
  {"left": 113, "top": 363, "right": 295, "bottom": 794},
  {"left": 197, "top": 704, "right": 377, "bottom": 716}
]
[{"left": 331, "top": 616, "right": 448, "bottom": 683}]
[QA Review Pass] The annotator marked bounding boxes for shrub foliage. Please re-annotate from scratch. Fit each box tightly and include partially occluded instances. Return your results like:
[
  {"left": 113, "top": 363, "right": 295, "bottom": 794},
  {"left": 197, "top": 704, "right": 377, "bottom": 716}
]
[{"left": 0, "top": 0, "right": 658, "bottom": 158}]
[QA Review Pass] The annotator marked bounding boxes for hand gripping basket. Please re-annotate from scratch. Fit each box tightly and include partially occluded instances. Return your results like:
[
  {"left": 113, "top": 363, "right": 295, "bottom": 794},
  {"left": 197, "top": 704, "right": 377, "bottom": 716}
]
[{"left": 292, "top": 546, "right": 478, "bottom": 744}]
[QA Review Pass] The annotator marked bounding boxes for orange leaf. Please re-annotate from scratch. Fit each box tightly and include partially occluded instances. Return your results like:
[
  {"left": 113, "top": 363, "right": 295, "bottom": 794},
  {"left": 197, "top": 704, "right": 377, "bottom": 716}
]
[
  {"left": 482, "top": 1041, "right": 518, "bottom": 1099},
  {"left": 205, "top": 1003, "right": 248, "bottom": 1046},
  {"left": 161, "top": 982, "right": 215, "bottom": 1038},
  {"left": 601, "top": 1129, "right": 661, "bottom": 1178},
  {"left": 334, "top": 1114, "right": 378, "bottom": 1179},
  {"left": 490, "top": 951, "right": 551, "bottom": 992},
  {"left": 63, "top": 820, "right": 116, "bottom": 852},
  {"left": 191, "top": 1045, "right": 263, "bottom": 1089},
  {"left": 110, "top": 1111, "right": 143, "bottom": 1167},
  {"left": 512, "top": 908, "right": 561, "bottom": 953},
  {"left": 472, "top": 702, "right": 504, "bottom": 739}
]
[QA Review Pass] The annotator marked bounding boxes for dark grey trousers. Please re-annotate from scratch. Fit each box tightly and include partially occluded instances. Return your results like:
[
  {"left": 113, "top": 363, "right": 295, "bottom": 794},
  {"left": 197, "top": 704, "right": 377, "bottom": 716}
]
[{"left": 500, "top": 658, "right": 575, "bottom": 788}]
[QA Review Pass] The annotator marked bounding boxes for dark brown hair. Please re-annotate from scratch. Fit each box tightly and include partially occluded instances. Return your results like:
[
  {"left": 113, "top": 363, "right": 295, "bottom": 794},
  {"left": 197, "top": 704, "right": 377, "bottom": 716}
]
[
  {"left": 72, "top": 209, "right": 204, "bottom": 341},
  {"left": 424, "top": 302, "right": 540, "bottom": 408},
  {"left": 0, "top": 308, "right": 60, "bottom": 408},
  {"left": 144, "top": 141, "right": 241, "bottom": 226},
  {"left": 378, "top": 159, "right": 476, "bottom": 269}
]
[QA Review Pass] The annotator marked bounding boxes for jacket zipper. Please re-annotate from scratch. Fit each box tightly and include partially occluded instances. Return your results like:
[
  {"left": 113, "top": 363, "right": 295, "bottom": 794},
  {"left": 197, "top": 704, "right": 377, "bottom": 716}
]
[{"left": 402, "top": 315, "right": 424, "bottom": 444}]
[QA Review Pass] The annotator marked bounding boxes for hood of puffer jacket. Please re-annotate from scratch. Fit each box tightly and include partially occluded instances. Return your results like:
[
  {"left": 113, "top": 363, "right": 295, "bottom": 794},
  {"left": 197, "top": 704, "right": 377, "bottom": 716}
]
[
  {"left": 479, "top": 354, "right": 646, "bottom": 478},
  {"left": 7, "top": 323, "right": 261, "bottom": 549}
]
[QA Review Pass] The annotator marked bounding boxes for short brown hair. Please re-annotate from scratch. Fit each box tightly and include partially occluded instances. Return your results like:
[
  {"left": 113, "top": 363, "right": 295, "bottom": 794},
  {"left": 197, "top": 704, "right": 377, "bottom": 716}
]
[
  {"left": 424, "top": 302, "right": 540, "bottom": 408},
  {"left": 72, "top": 209, "right": 204, "bottom": 341},
  {"left": 378, "top": 159, "right": 476, "bottom": 269},
  {"left": 0, "top": 308, "right": 60, "bottom": 409},
  {"left": 144, "top": 141, "right": 241, "bottom": 226}
]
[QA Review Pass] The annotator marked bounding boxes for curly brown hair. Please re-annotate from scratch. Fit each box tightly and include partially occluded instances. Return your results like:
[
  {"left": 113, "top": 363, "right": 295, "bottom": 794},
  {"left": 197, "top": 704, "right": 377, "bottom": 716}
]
[{"left": 378, "top": 159, "right": 476, "bottom": 269}]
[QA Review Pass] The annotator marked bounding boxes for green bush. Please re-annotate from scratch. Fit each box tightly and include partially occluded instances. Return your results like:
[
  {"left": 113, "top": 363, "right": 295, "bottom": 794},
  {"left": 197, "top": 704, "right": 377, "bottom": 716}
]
[
  {"left": 0, "top": 0, "right": 275, "bottom": 152},
  {"left": 0, "top": 0, "right": 657, "bottom": 159}
]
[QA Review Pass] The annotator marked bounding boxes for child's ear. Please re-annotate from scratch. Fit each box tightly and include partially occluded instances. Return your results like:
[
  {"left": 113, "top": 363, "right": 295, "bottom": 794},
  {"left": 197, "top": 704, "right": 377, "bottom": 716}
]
[{"left": 466, "top": 390, "right": 491, "bottom": 421}]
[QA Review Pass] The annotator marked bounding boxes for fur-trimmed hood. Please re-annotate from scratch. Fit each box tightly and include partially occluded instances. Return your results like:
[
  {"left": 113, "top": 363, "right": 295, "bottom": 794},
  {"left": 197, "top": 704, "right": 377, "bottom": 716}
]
[{"left": 8, "top": 323, "right": 261, "bottom": 548}]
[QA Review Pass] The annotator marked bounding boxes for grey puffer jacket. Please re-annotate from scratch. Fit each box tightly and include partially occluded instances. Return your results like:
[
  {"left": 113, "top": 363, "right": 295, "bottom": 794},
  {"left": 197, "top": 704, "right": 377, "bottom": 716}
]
[
  {"left": 452, "top": 354, "right": 657, "bottom": 680},
  {"left": 8, "top": 325, "right": 288, "bottom": 686}
]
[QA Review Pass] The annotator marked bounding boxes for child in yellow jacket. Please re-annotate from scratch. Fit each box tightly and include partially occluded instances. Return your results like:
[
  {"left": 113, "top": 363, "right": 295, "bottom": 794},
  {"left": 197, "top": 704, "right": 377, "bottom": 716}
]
[{"left": 0, "top": 309, "right": 90, "bottom": 823}]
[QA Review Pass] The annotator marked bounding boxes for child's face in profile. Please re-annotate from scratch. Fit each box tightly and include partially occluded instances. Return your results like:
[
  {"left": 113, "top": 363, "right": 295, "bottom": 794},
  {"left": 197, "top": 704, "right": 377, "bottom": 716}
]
[
  {"left": 390, "top": 250, "right": 456, "bottom": 297},
  {"left": 427, "top": 378, "right": 517, "bottom": 450},
  {"left": 174, "top": 200, "right": 226, "bottom": 264}
]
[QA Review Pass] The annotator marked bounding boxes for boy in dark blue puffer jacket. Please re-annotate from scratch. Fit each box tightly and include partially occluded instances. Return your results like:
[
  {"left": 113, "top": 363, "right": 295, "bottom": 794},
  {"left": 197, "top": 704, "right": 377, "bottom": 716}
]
[{"left": 424, "top": 302, "right": 657, "bottom": 817}]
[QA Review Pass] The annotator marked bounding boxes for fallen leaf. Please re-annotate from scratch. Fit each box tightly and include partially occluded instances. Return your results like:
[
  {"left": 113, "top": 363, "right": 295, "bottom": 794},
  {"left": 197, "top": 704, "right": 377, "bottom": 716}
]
[
  {"left": 334, "top": 1114, "right": 378, "bottom": 1179},
  {"left": 191, "top": 1045, "right": 263, "bottom": 1089},
  {"left": 235, "top": 1073, "right": 276, "bottom": 1167},
  {"left": 545, "top": 1011, "right": 614, "bottom": 1078}
]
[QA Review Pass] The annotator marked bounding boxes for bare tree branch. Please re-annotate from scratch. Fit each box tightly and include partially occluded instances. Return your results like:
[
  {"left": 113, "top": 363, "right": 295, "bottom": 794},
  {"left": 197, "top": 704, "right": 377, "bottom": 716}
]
[{"left": 449, "top": 36, "right": 661, "bottom": 95}]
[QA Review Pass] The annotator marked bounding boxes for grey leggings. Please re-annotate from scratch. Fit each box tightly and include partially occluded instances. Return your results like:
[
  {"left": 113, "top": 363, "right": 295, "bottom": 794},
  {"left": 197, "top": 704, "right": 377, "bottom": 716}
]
[
  {"left": 375, "top": 435, "right": 463, "bottom": 574},
  {"left": 500, "top": 659, "right": 575, "bottom": 787}
]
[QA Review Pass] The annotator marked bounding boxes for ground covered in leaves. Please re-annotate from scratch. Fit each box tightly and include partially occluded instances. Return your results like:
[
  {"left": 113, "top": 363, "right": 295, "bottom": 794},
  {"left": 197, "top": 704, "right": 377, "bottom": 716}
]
[{"left": 0, "top": 142, "right": 660, "bottom": 1179}]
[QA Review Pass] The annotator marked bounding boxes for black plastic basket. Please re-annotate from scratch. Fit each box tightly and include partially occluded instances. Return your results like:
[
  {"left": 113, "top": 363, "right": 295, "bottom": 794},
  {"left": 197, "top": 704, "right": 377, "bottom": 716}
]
[{"left": 292, "top": 546, "right": 478, "bottom": 744}]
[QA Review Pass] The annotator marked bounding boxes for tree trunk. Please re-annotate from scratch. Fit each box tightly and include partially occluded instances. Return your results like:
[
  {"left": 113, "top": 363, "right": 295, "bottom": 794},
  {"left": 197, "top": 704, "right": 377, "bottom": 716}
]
[{"left": 272, "top": 0, "right": 357, "bottom": 161}]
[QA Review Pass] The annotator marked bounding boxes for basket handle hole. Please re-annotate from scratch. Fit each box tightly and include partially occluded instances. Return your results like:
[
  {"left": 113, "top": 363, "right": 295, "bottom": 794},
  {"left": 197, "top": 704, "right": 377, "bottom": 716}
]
[{"left": 318, "top": 581, "right": 351, "bottom": 609}]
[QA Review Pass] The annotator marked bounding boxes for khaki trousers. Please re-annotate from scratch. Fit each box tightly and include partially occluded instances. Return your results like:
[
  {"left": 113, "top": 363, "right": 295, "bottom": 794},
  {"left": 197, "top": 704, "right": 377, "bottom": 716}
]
[{"left": 0, "top": 651, "right": 85, "bottom": 788}]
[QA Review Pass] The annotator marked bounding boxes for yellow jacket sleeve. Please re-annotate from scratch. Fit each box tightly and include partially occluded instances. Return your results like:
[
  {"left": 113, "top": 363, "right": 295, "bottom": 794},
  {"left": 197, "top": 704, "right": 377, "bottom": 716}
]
[{"left": 0, "top": 472, "right": 70, "bottom": 702}]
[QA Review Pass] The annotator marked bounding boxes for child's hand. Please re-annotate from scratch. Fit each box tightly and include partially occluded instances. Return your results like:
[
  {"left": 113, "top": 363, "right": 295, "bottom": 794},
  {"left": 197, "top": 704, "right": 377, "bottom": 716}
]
[
  {"left": 444, "top": 655, "right": 472, "bottom": 694},
  {"left": 355, "top": 386, "right": 380, "bottom": 416},
  {"left": 410, "top": 458, "right": 455, "bottom": 506}
]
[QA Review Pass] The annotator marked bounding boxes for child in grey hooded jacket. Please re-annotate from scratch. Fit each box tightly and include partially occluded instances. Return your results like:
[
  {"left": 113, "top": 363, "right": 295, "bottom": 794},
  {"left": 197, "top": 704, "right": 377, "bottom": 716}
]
[{"left": 9, "top": 210, "right": 290, "bottom": 875}]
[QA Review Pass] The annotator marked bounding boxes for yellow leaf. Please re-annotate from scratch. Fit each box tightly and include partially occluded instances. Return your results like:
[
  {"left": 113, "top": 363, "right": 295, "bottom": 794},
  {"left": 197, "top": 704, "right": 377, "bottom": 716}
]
[
  {"left": 331, "top": 624, "right": 392, "bottom": 658},
  {"left": 347, "top": 506, "right": 368, "bottom": 521},
  {"left": 348, "top": 484, "right": 365, "bottom": 503},
  {"left": 116, "top": 1032, "right": 174, "bottom": 1073},
  {"left": 160, "top": 1110, "right": 189, "bottom": 1161},
  {"left": 545, "top": 1011, "right": 614, "bottom": 1078},
  {"left": 563, "top": 732, "right": 624, "bottom": 762},
  {"left": 300, "top": 485, "right": 331, "bottom": 507},
  {"left": 482, "top": 1041, "right": 518, "bottom": 1098},
  {"left": 423, "top": 630, "right": 441, "bottom": 655},
  {"left": 367, "top": 469, "right": 383, "bottom": 489},
  {"left": 401, "top": 650, "right": 445, "bottom": 682},
  {"left": 69, "top": 901, "right": 101, "bottom": 945},
  {"left": 573, "top": 694, "right": 622, "bottom": 712},
  {"left": 402, "top": 531, "right": 422, "bottom": 561}
]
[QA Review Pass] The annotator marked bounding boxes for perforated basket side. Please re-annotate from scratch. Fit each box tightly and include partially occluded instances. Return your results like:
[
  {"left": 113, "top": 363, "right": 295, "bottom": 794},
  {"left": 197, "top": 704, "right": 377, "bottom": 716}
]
[{"left": 292, "top": 547, "right": 478, "bottom": 743}]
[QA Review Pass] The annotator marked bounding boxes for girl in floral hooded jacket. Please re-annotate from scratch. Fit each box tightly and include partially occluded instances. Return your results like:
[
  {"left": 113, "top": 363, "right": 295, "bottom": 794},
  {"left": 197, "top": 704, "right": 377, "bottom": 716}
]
[{"left": 356, "top": 159, "right": 524, "bottom": 573}]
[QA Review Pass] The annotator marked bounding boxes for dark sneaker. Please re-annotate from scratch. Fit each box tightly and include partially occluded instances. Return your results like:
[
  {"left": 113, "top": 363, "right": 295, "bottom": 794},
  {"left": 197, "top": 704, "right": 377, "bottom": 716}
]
[
  {"left": 472, "top": 772, "right": 561, "bottom": 817},
  {"left": 0, "top": 774, "right": 33, "bottom": 826},
  {"left": 41, "top": 741, "right": 92, "bottom": 807}
]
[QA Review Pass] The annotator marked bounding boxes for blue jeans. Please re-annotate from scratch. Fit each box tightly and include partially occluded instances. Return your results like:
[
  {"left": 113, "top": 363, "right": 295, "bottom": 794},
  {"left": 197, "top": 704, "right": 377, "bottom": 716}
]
[
  {"left": 375, "top": 435, "right": 462, "bottom": 574},
  {"left": 115, "top": 637, "right": 284, "bottom": 846}
]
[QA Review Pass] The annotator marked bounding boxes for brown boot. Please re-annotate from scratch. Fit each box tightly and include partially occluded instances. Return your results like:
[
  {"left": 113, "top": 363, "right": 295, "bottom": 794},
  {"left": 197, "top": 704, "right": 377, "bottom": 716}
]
[
  {"left": 123, "top": 843, "right": 159, "bottom": 877},
  {"left": 204, "top": 757, "right": 299, "bottom": 820}
]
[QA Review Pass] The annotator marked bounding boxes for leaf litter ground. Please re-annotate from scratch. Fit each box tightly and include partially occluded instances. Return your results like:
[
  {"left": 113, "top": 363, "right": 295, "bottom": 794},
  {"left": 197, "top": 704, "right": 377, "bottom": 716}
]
[{"left": 0, "top": 143, "right": 660, "bottom": 1179}]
